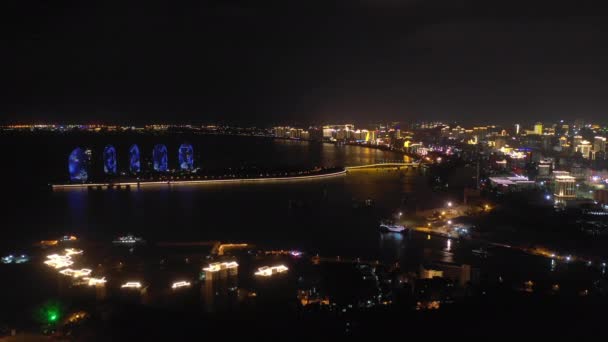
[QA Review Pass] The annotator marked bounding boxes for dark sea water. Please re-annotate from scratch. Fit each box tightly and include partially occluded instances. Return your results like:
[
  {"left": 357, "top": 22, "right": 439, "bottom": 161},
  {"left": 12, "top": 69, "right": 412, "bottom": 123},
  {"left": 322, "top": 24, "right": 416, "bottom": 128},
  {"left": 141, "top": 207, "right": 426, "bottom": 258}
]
[{"left": 0, "top": 133, "right": 603, "bottom": 291}]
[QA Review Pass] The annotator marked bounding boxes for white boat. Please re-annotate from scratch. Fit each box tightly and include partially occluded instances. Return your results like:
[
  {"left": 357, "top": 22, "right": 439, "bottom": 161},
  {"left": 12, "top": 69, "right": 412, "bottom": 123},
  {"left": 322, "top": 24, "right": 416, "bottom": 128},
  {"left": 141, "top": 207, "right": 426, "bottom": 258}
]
[{"left": 380, "top": 224, "right": 407, "bottom": 233}]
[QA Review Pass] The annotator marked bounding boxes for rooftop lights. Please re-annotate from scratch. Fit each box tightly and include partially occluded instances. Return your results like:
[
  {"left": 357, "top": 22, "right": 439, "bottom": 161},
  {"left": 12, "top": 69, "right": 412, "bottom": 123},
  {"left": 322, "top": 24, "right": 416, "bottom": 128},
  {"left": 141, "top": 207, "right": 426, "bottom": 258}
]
[
  {"left": 203, "top": 261, "right": 239, "bottom": 272},
  {"left": 84, "top": 277, "right": 107, "bottom": 286},
  {"left": 44, "top": 254, "right": 74, "bottom": 269},
  {"left": 121, "top": 282, "right": 142, "bottom": 289},
  {"left": 171, "top": 281, "right": 191, "bottom": 289},
  {"left": 64, "top": 248, "right": 83, "bottom": 256},
  {"left": 45, "top": 259, "right": 74, "bottom": 269},
  {"left": 59, "top": 268, "right": 92, "bottom": 278},
  {"left": 254, "top": 265, "right": 289, "bottom": 277}
]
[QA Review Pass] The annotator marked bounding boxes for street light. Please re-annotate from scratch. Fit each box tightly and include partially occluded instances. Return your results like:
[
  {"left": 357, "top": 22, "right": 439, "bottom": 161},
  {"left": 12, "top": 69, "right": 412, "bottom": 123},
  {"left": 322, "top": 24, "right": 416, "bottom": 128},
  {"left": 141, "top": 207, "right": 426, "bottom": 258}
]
[{"left": 447, "top": 202, "right": 452, "bottom": 207}]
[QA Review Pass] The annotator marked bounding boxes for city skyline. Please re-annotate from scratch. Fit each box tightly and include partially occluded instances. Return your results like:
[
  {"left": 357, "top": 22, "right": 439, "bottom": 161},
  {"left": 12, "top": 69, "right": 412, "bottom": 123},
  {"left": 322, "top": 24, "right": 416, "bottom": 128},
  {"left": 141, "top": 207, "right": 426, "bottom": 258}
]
[{"left": 6, "top": 2, "right": 608, "bottom": 338}]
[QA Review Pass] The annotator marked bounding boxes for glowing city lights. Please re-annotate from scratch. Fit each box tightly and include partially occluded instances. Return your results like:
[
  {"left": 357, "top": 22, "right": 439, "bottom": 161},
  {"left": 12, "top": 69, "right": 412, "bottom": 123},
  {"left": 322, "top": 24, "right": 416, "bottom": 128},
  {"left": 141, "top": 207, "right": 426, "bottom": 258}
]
[
  {"left": 64, "top": 248, "right": 83, "bottom": 256},
  {"left": 171, "top": 281, "right": 191, "bottom": 289},
  {"left": 60, "top": 235, "right": 78, "bottom": 242},
  {"left": 44, "top": 254, "right": 74, "bottom": 269},
  {"left": 203, "top": 261, "right": 239, "bottom": 272},
  {"left": 59, "top": 268, "right": 92, "bottom": 278},
  {"left": 121, "top": 282, "right": 142, "bottom": 289},
  {"left": 254, "top": 265, "right": 289, "bottom": 277},
  {"left": 84, "top": 277, "right": 107, "bottom": 286}
]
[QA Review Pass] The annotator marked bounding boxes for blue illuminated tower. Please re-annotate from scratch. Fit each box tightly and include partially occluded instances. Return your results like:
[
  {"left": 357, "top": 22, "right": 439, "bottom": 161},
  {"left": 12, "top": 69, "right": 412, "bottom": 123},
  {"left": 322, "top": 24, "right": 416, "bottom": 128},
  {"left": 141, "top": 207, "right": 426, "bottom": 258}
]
[
  {"left": 103, "top": 145, "right": 117, "bottom": 175},
  {"left": 129, "top": 144, "right": 141, "bottom": 174},
  {"left": 178, "top": 143, "right": 194, "bottom": 171},
  {"left": 68, "top": 148, "right": 89, "bottom": 182},
  {"left": 153, "top": 144, "right": 168, "bottom": 172}
]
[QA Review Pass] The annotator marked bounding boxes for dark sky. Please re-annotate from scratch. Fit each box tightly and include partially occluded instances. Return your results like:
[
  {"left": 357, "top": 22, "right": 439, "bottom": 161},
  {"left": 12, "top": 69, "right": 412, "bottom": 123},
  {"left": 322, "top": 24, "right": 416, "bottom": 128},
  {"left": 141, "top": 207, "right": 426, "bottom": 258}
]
[{"left": 2, "top": 0, "right": 608, "bottom": 125}]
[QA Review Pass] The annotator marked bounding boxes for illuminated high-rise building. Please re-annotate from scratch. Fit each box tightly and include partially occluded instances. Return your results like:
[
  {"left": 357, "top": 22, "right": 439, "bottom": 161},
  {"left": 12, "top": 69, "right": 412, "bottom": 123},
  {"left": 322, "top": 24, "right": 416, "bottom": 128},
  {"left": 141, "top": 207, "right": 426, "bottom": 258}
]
[
  {"left": 554, "top": 174, "right": 576, "bottom": 198},
  {"left": 515, "top": 124, "right": 520, "bottom": 135},
  {"left": 273, "top": 126, "right": 287, "bottom": 138},
  {"left": 103, "top": 145, "right": 117, "bottom": 175},
  {"left": 594, "top": 136, "right": 606, "bottom": 153},
  {"left": 129, "top": 144, "right": 141, "bottom": 174},
  {"left": 68, "top": 147, "right": 90, "bottom": 183},
  {"left": 538, "top": 162, "right": 551, "bottom": 177},
  {"left": 593, "top": 136, "right": 607, "bottom": 160},
  {"left": 153, "top": 144, "right": 168, "bottom": 172},
  {"left": 178, "top": 143, "right": 194, "bottom": 171},
  {"left": 575, "top": 140, "right": 592, "bottom": 159},
  {"left": 201, "top": 262, "right": 239, "bottom": 313},
  {"left": 534, "top": 122, "right": 543, "bottom": 135}
]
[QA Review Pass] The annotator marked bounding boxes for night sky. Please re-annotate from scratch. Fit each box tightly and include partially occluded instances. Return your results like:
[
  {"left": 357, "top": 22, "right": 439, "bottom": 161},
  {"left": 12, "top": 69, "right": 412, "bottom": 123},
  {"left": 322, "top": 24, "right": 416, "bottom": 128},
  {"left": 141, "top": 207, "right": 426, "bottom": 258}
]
[{"left": 2, "top": 1, "right": 608, "bottom": 125}]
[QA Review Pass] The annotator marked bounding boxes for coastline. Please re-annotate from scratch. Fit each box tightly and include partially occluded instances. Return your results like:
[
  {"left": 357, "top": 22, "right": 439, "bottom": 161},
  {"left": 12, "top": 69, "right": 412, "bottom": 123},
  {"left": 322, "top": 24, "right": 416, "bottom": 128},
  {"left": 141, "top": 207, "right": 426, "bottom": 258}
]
[{"left": 51, "top": 167, "right": 347, "bottom": 190}]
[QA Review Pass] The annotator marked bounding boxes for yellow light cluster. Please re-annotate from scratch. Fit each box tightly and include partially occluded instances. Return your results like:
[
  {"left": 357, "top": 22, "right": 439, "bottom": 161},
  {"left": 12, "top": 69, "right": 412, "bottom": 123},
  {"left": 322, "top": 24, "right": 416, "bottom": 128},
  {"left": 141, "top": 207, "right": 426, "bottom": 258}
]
[
  {"left": 44, "top": 254, "right": 74, "bottom": 269},
  {"left": 59, "top": 268, "right": 92, "bottom": 278},
  {"left": 64, "top": 248, "right": 83, "bottom": 256},
  {"left": 45, "top": 249, "right": 107, "bottom": 287}
]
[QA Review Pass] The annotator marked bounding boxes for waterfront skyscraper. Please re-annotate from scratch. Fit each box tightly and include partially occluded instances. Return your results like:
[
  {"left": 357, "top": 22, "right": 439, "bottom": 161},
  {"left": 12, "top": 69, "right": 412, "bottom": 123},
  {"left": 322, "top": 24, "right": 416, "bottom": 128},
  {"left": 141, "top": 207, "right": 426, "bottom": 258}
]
[{"left": 68, "top": 147, "right": 89, "bottom": 182}]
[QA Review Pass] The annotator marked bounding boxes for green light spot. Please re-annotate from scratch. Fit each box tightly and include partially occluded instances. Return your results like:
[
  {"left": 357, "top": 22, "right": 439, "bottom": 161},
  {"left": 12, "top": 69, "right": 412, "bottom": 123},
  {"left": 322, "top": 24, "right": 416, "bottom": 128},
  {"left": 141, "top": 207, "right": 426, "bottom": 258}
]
[{"left": 47, "top": 310, "right": 59, "bottom": 322}]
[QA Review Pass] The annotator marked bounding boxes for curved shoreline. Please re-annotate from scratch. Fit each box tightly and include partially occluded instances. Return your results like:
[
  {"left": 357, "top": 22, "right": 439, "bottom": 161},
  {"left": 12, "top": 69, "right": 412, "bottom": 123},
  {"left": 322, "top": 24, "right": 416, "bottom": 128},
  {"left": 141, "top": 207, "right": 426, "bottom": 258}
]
[{"left": 51, "top": 168, "right": 347, "bottom": 190}]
